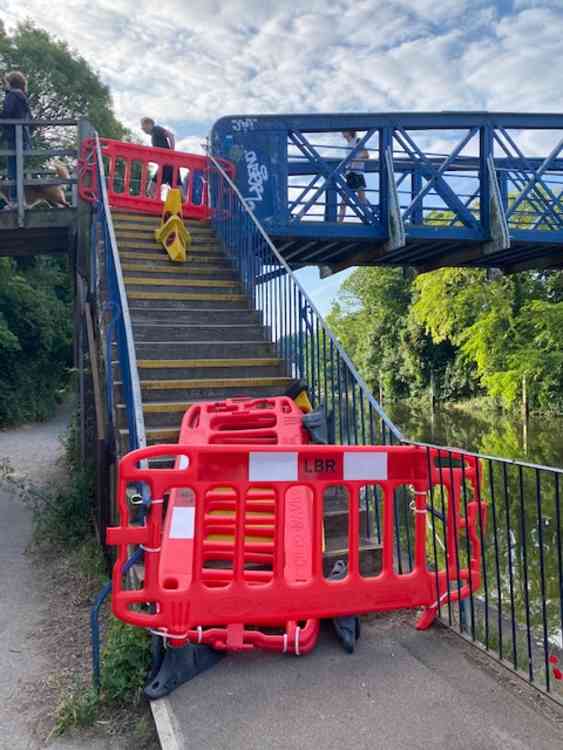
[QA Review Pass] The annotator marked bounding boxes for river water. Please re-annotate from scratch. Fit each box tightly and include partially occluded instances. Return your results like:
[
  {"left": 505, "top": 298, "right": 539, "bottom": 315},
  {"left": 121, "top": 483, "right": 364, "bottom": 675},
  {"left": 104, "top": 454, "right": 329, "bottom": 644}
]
[
  {"left": 382, "top": 402, "right": 563, "bottom": 691},
  {"left": 385, "top": 402, "right": 563, "bottom": 469}
]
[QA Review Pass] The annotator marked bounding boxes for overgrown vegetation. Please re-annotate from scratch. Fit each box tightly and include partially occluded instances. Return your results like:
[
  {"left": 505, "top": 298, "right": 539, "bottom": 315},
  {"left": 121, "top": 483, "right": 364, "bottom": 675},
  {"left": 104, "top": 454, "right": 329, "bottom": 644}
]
[
  {"left": 27, "top": 413, "right": 153, "bottom": 742},
  {"left": 0, "top": 21, "right": 128, "bottom": 427},
  {"left": 327, "top": 267, "right": 563, "bottom": 413}
]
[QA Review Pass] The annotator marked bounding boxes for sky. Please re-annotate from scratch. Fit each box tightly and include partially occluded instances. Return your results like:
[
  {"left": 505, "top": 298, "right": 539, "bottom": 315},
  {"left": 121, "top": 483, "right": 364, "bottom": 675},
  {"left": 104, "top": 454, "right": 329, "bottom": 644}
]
[{"left": 1, "top": 0, "right": 562, "bottom": 310}]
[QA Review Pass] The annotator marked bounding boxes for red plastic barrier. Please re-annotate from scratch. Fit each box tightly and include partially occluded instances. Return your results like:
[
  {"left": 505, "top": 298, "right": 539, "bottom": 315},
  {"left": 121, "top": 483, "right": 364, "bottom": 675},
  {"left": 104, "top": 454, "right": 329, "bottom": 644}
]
[
  {"left": 107, "top": 443, "right": 487, "bottom": 650},
  {"left": 171, "top": 396, "right": 319, "bottom": 654},
  {"left": 79, "top": 137, "right": 234, "bottom": 219}
]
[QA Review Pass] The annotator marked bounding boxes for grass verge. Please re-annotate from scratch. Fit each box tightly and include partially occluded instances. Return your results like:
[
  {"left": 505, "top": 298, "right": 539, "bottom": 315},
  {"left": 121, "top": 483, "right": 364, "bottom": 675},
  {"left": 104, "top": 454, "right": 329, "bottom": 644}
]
[{"left": 25, "top": 412, "right": 157, "bottom": 748}]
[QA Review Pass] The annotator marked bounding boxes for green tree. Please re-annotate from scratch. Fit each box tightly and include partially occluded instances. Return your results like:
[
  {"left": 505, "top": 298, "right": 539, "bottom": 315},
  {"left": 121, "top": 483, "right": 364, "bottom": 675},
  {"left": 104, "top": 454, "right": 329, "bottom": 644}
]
[
  {"left": 0, "top": 20, "right": 128, "bottom": 139},
  {"left": 0, "top": 22, "right": 129, "bottom": 425}
]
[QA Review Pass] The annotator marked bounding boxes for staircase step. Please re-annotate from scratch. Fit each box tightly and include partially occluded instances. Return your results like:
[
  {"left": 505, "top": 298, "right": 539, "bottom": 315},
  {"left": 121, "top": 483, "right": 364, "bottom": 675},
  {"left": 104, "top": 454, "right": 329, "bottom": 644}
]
[
  {"left": 113, "top": 214, "right": 212, "bottom": 231},
  {"left": 132, "top": 322, "right": 266, "bottom": 342},
  {"left": 124, "top": 276, "right": 240, "bottom": 292},
  {"left": 135, "top": 358, "right": 284, "bottom": 380},
  {"left": 117, "top": 401, "right": 191, "bottom": 428},
  {"left": 131, "top": 341, "right": 277, "bottom": 358},
  {"left": 126, "top": 290, "right": 247, "bottom": 305},
  {"left": 117, "top": 237, "right": 218, "bottom": 251},
  {"left": 323, "top": 537, "right": 383, "bottom": 577},
  {"left": 119, "top": 250, "right": 226, "bottom": 265},
  {"left": 115, "top": 224, "right": 214, "bottom": 238},
  {"left": 112, "top": 210, "right": 210, "bottom": 225},
  {"left": 117, "top": 377, "right": 294, "bottom": 402},
  {"left": 121, "top": 263, "right": 236, "bottom": 280},
  {"left": 128, "top": 307, "right": 260, "bottom": 324},
  {"left": 119, "top": 426, "right": 179, "bottom": 444}
]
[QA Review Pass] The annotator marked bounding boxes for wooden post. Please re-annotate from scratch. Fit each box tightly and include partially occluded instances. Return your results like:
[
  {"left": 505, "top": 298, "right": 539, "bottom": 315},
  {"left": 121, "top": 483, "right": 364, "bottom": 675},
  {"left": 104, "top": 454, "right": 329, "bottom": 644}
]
[
  {"left": 430, "top": 369, "right": 436, "bottom": 413},
  {"left": 378, "top": 371, "right": 384, "bottom": 405},
  {"left": 85, "top": 301, "right": 110, "bottom": 545},
  {"left": 522, "top": 373, "right": 529, "bottom": 420}
]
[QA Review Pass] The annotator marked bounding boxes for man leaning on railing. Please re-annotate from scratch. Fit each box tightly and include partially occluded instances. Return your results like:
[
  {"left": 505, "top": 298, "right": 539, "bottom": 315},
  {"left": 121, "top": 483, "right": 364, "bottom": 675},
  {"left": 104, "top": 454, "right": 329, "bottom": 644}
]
[{"left": 0, "top": 70, "right": 32, "bottom": 210}]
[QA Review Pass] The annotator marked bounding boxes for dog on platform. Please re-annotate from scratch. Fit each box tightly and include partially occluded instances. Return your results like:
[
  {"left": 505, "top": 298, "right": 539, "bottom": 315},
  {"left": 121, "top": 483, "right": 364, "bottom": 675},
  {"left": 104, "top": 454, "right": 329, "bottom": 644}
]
[{"left": 1, "top": 162, "right": 71, "bottom": 209}]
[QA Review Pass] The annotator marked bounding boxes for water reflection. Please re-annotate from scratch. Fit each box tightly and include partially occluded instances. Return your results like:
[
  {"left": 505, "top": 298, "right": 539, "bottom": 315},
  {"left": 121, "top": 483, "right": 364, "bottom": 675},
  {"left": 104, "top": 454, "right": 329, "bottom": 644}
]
[
  {"left": 384, "top": 402, "right": 563, "bottom": 696},
  {"left": 386, "top": 402, "right": 563, "bottom": 468}
]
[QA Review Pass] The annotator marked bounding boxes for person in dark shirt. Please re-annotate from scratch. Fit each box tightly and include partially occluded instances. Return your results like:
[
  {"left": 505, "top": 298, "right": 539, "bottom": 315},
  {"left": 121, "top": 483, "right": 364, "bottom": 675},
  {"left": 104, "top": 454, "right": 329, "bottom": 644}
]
[
  {"left": 1, "top": 71, "right": 32, "bottom": 206},
  {"left": 140, "top": 117, "right": 177, "bottom": 197}
]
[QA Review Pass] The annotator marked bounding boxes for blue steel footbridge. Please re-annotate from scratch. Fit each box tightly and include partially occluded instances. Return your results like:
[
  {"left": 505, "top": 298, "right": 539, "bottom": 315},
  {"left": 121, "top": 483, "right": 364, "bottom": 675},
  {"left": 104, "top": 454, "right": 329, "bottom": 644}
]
[{"left": 211, "top": 112, "right": 563, "bottom": 274}]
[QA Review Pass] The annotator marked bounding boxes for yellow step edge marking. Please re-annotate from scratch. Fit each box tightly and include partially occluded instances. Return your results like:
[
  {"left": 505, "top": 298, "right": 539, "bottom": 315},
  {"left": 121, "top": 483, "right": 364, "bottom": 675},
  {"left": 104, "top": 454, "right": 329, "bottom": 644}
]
[
  {"left": 137, "top": 358, "right": 281, "bottom": 368},
  {"left": 124, "top": 276, "right": 239, "bottom": 289},
  {"left": 119, "top": 251, "right": 225, "bottom": 262},
  {"left": 142, "top": 402, "right": 192, "bottom": 413},
  {"left": 120, "top": 427, "right": 179, "bottom": 439},
  {"left": 127, "top": 291, "right": 246, "bottom": 301},
  {"left": 117, "top": 240, "right": 219, "bottom": 250},
  {"left": 138, "top": 377, "right": 292, "bottom": 390},
  {"left": 121, "top": 263, "right": 231, "bottom": 276},
  {"left": 113, "top": 215, "right": 211, "bottom": 227}
]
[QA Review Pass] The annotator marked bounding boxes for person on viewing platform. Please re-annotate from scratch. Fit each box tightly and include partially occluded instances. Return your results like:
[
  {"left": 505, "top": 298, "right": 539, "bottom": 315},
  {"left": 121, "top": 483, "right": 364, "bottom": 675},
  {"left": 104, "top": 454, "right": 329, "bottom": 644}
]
[
  {"left": 338, "top": 130, "right": 369, "bottom": 223},
  {"left": 1, "top": 71, "right": 32, "bottom": 208},
  {"left": 140, "top": 116, "right": 177, "bottom": 197}
]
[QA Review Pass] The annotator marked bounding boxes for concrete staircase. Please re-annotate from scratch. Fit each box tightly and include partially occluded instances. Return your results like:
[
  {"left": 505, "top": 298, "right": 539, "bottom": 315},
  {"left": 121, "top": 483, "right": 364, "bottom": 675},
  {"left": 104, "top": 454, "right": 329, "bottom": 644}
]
[
  {"left": 111, "top": 210, "right": 293, "bottom": 447},
  {"left": 110, "top": 209, "right": 381, "bottom": 573}
]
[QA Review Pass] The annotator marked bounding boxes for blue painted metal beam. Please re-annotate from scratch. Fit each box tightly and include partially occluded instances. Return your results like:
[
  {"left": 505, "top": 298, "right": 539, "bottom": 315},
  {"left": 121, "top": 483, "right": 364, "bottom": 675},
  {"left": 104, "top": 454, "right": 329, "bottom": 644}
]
[{"left": 211, "top": 112, "right": 563, "bottom": 272}]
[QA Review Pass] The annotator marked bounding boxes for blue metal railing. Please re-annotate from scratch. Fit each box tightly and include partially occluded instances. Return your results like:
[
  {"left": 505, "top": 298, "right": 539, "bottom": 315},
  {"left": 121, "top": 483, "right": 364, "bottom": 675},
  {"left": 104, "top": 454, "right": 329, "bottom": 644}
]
[
  {"left": 89, "top": 134, "right": 146, "bottom": 689},
  {"left": 208, "top": 153, "right": 402, "bottom": 447},
  {"left": 209, "top": 153, "right": 563, "bottom": 705},
  {"left": 92, "top": 134, "right": 145, "bottom": 452}
]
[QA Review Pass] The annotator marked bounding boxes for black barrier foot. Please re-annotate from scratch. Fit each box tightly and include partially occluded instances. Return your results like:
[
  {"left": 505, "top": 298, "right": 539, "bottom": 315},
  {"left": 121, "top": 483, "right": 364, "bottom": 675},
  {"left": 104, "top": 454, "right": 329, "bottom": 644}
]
[
  {"left": 329, "top": 560, "right": 361, "bottom": 654},
  {"left": 144, "top": 644, "right": 224, "bottom": 700},
  {"left": 332, "top": 614, "right": 361, "bottom": 654}
]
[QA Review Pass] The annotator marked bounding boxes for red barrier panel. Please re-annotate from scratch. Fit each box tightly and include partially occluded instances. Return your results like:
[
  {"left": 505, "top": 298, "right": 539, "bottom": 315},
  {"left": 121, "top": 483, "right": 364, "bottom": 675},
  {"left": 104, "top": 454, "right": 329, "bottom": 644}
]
[
  {"left": 79, "top": 137, "right": 234, "bottom": 219},
  {"left": 170, "top": 396, "right": 319, "bottom": 654},
  {"left": 107, "top": 443, "right": 487, "bottom": 650}
]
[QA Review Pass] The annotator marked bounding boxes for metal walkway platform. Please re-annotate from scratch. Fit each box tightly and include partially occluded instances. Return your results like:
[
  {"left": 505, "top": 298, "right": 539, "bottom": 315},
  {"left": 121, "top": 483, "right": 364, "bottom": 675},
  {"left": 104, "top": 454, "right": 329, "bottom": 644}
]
[{"left": 211, "top": 112, "right": 563, "bottom": 273}]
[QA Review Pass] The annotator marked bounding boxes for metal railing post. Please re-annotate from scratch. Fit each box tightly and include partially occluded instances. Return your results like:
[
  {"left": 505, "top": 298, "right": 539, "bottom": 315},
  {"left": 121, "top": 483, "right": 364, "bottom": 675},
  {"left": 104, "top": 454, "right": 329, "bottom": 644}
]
[{"left": 15, "top": 125, "right": 25, "bottom": 227}]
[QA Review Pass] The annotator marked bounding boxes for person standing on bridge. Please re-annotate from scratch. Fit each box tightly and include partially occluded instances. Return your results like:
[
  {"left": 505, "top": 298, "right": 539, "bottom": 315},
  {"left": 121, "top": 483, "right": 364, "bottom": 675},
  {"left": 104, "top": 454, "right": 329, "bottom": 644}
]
[
  {"left": 1, "top": 71, "right": 32, "bottom": 209},
  {"left": 140, "top": 117, "right": 177, "bottom": 198},
  {"left": 338, "top": 130, "right": 369, "bottom": 223}
]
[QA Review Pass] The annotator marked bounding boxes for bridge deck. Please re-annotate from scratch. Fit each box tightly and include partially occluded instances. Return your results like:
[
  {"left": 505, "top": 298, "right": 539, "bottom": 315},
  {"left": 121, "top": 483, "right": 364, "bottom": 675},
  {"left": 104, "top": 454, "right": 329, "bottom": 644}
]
[{"left": 0, "top": 208, "right": 76, "bottom": 257}]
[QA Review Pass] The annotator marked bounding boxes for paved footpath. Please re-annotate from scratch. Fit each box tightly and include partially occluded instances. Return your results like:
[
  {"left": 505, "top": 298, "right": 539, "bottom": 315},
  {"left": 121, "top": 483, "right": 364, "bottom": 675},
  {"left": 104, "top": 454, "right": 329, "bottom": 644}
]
[
  {"left": 162, "top": 619, "right": 563, "bottom": 750},
  {"left": 0, "top": 406, "right": 121, "bottom": 750}
]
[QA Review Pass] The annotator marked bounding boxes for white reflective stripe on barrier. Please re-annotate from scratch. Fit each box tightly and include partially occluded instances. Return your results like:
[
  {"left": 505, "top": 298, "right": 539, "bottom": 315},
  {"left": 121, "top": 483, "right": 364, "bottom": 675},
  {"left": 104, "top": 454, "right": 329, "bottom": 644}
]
[
  {"left": 249, "top": 451, "right": 298, "bottom": 482},
  {"left": 343, "top": 452, "right": 387, "bottom": 480},
  {"left": 169, "top": 507, "right": 195, "bottom": 539}
]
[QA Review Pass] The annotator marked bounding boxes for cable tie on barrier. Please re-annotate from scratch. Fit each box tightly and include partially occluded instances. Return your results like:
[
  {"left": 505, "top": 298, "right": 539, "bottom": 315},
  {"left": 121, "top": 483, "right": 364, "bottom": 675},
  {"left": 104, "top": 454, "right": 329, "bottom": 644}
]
[
  {"left": 295, "top": 626, "right": 301, "bottom": 656},
  {"left": 141, "top": 545, "right": 161, "bottom": 553},
  {"left": 150, "top": 498, "right": 165, "bottom": 505},
  {"left": 414, "top": 491, "right": 427, "bottom": 495},
  {"left": 282, "top": 634, "right": 288, "bottom": 653},
  {"left": 197, "top": 626, "right": 203, "bottom": 644},
  {"left": 409, "top": 500, "right": 428, "bottom": 515},
  {"left": 149, "top": 628, "right": 189, "bottom": 640}
]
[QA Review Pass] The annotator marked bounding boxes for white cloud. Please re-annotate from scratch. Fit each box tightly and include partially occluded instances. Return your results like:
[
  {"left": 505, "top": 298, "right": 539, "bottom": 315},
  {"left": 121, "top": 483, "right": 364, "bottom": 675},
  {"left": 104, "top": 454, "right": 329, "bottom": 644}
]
[{"left": 2, "top": 0, "right": 561, "bottom": 147}]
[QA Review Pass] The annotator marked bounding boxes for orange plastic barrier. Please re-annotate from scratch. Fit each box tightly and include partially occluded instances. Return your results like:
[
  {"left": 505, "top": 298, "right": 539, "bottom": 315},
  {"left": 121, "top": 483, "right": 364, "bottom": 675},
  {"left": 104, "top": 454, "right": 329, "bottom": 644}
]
[
  {"left": 107, "top": 443, "right": 487, "bottom": 650},
  {"left": 79, "top": 137, "right": 235, "bottom": 219}
]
